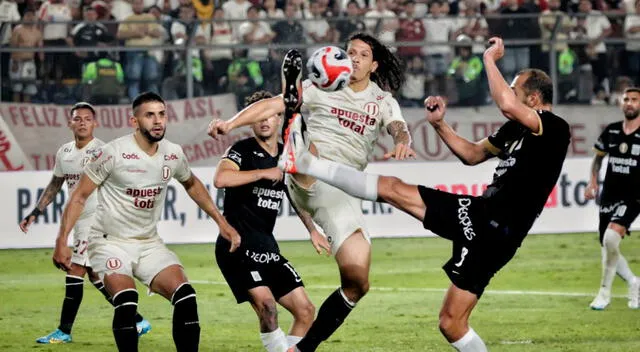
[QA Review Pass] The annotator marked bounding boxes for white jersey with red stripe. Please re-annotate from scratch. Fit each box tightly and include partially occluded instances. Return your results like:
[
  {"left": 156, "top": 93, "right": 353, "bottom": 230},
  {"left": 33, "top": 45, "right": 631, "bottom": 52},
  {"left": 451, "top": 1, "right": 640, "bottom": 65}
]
[
  {"left": 84, "top": 134, "right": 192, "bottom": 240},
  {"left": 302, "top": 79, "right": 405, "bottom": 171},
  {"left": 53, "top": 138, "right": 105, "bottom": 221}
]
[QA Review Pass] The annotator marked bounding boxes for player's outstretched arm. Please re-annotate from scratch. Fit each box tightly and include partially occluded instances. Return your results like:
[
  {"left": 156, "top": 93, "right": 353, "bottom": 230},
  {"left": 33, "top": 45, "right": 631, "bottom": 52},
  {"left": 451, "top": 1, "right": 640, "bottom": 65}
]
[
  {"left": 213, "top": 159, "right": 283, "bottom": 188},
  {"left": 586, "top": 152, "right": 605, "bottom": 200},
  {"left": 425, "top": 96, "right": 494, "bottom": 166},
  {"left": 53, "top": 175, "right": 97, "bottom": 271},
  {"left": 180, "top": 173, "right": 241, "bottom": 252},
  {"left": 483, "top": 37, "right": 541, "bottom": 134},
  {"left": 19, "top": 175, "right": 65, "bottom": 233},
  {"left": 208, "top": 95, "right": 286, "bottom": 139}
]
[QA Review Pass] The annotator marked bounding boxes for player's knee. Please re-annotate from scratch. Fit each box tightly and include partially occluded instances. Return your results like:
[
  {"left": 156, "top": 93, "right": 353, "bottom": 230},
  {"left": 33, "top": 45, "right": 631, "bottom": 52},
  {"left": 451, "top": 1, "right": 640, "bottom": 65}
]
[
  {"left": 172, "top": 283, "right": 199, "bottom": 324},
  {"left": 438, "top": 312, "right": 461, "bottom": 338},
  {"left": 256, "top": 298, "right": 279, "bottom": 331},
  {"left": 294, "top": 301, "right": 315, "bottom": 327},
  {"left": 603, "top": 229, "right": 623, "bottom": 252},
  {"left": 112, "top": 289, "right": 138, "bottom": 330},
  {"left": 342, "top": 278, "right": 370, "bottom": 301},
  {"left": 379, "top": 176, "right": 402, "bottom": 201}
]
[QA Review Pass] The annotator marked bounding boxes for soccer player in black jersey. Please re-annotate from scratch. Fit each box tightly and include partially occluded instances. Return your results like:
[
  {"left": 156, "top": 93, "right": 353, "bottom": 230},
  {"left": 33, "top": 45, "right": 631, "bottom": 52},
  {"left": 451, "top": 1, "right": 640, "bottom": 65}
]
[
  {"left": 585, "top": 87, "right": 640, "bottom": 310},
  {"left": 214, "top": 91, "right": 328, "bottom": 352},
  {"left": 279, "top": 37, "right": 570, "bottom": 351}
]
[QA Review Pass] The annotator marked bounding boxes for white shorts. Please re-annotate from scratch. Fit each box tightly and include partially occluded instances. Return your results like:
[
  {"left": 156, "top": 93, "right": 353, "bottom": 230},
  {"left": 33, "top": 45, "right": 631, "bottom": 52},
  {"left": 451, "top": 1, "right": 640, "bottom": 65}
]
[
  {"left": 286, "top": 174, "right": 370, "bottom": 254},
  {"left": 71, "top": 217, "right": 93, "bottom": 267},
  {"left": 9, "top": 59, "right": 37, "bottom": 95},
  {"left": 88, "top": 234, "right": 182, "bottom": 287}
]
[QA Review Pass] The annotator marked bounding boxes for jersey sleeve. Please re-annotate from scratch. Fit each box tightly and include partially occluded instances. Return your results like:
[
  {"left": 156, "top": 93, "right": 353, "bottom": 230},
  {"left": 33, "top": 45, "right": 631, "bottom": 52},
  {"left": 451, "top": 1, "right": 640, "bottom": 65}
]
[
  {"left": 222, "top": 141, "right": 247, "bottom": 169},
  {"left": 52, "top": 147, "right": 64, "bottom": 177},
  {"left": 484, "top": 120, "right": 524, "bottom": 155},
  {"left": 302, "top": 79, "right": 318, "bottom": 109},
  {"left": 594, "top": 125, "right": 609, "bottom": 155},
  {"left": 173, "top": 147, "right": 192, "bottom": 183},
  {"left": 381, "top": 96, "right": 405, "bottom": 128},
  {"left": 84, "top": 144, "right": 116, "bottom": 186}
]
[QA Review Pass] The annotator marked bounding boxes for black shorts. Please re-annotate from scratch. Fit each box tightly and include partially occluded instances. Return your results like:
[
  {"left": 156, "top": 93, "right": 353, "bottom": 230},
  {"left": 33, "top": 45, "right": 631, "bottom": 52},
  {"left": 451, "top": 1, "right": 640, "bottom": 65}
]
[
  {"left": 215, "top": 239, "right": 304, "bottom": 304},
  {"left": 418, "top": 186, "right": 521, "bottom": 298},
  {"left": 598, "top": 200, "right": 640, "bottom": 243}
]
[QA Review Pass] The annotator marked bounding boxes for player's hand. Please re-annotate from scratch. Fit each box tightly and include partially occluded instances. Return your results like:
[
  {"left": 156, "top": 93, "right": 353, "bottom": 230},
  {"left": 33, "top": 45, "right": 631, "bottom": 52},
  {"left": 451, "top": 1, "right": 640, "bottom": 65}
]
[
  {"left": 261, "top": 167, "right": 284, "bottom": 184},
  {"left": 207, "top": 118, "right": 231, "bottom": 140},
  {"left": 310, "top": 230, "right": 331, "bottom": 256},
  {"left": 52, "top": 241, "right": 72, "bottom": 271},
  {"left": 220, "top": 223, "right": 241, "bottom": 253},
  {"left": 384, "top": 143, "right": 416, "bottom": 160},
  {"left": 484, "top": 36, "right": 505, "bottom": 62},
  {"left": 585, "top": 182, "right": 599, "bottom": 200},
  {"left": 19, "top": 215, "right": 36, "bottom": 233},
  {"left": 424, "top": 96, "right": 447, "bottom": 124}
]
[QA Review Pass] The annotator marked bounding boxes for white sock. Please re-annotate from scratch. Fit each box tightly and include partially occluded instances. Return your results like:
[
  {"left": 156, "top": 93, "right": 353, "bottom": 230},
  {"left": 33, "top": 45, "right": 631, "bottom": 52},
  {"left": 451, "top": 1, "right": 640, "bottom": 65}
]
[
  {"left": 286, "top": 335, "right": 302, "bottom": 347},
  {"left": 451, "top": 328, "right": 488, "bottom": 352},
  {"left": 260, "top": 328, "right": 289, "bottom": 352},
  {"left": 601, "top": 229, "right": 623, "bottom": 291},
  {"left": 617, "top": 254, "right": 636, "bottom": 283},
  {"left": 297, "top": 152, "right": 379, "bottom": 201}
]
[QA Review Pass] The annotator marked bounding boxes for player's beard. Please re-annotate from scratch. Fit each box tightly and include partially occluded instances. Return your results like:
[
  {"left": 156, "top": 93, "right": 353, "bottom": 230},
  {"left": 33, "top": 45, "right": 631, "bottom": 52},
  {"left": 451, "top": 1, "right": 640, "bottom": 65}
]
[
  {"left": 140, "top": 126, "right": 165, "bottom": 142},
  {"left": 624, "top": 108, "right": 639, "bottom": 121}
]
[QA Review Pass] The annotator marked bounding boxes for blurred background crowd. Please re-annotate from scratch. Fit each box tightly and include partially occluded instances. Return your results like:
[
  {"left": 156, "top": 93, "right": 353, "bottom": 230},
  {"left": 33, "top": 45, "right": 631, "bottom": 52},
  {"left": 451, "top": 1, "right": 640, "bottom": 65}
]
[{"left": 1, "top": 0, "right": 639, "bottom": 108}]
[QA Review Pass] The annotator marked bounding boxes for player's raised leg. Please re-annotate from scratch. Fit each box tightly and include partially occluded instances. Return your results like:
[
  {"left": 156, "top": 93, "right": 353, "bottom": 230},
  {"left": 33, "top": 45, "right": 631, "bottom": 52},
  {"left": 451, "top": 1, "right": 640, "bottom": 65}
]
[
  {"left": 277, "top": 287, "right": 316, "bottom": 347},
  {"left": 150, "top": 265, "right": 200, "bottom": 352}
]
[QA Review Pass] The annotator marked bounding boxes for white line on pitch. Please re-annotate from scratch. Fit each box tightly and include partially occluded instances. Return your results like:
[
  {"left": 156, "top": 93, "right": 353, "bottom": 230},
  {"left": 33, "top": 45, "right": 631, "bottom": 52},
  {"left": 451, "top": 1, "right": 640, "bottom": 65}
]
[{"left": 189, "top": 280, "right": 624, "bottom": 298}]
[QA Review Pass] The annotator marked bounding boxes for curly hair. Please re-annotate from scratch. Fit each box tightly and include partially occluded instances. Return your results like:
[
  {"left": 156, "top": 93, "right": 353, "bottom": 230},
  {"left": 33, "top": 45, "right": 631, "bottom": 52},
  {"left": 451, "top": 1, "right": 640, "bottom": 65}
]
[
  {"left": 347, "top": 32, "right": 404, "bottom": 93},
  {"left": 245, "top": 90, "right": 274, "bottom": 107}
]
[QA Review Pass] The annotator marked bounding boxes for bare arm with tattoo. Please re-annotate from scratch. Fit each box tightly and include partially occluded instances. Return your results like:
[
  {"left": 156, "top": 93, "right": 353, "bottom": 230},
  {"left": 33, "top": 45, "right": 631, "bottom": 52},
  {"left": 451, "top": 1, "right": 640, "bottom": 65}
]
[
  {"left": 585, "top": 153, "right": 605, "bottom": 200},
  {"left": 19, "top": 175, "right": 65, "bottom": 233},
  {"left": 286, "top": 190, "right": 331, "bottom": 255},
  {"left": 384, "top": 120, "right": 416, "bottom": 160}
]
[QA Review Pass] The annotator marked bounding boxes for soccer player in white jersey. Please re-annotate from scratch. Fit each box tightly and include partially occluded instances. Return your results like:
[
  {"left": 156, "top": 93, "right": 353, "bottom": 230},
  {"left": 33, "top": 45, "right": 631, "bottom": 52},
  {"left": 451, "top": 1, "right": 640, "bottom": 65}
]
[
  {"left": 208, "top": 33, "right": 415, "bottom": 352},
  {"left": 19, "top": 102, "right": 151, "bottom": 344},
  {"left": 52, "top": 92, "right": 241, "bottom": 352}
]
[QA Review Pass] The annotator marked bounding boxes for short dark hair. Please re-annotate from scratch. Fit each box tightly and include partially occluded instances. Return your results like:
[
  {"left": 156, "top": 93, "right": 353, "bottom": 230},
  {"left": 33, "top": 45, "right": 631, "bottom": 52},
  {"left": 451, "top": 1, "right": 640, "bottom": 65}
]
[
  {"left": 70, "top": 102, "right": 96, "bottom": 117},
  {"left": 517, "top": 68, "right": 553, "bottom": 105},
  {"left": 245, "top": 90, "right": 274, "bottom": 107},
  {"left": 624, "top": 87, "right": 640, "bottom": 95},
  {"left": 132, "top": 92, "right": 165, "bottom": 114}
]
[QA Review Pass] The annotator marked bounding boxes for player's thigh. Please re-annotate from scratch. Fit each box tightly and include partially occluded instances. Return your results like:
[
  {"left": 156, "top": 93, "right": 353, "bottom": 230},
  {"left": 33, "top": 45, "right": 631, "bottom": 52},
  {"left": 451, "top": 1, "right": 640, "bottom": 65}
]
[
  {"left": 278, "top": 286, "right": 314, "bottom": 318},
  {"left": 149, "top": 264, "right": 189, "bottom": 301},
  {"left": 88, "top": 236, "right": 135, "bottom": 294},
  {"left": 71, "top": 217, "right": 92, "bottom": 267},
  {"left": 67, "top": 262, "right": 88, "bottom": 278},
  {"left": 599, "top": 203, "right": 616, "bottom": 243},
  {"left": 335, "top": 233, "right": 371, "bottom": 283},
  {"left": 440, "top": 283, "right": 479, "bottom": 325},
  {"left": 267, "top": 258, "right": 305, "bottom": 301},
  {"left": 377, "top": 175, "right": 426, "bottom": 221},
  {"left": 137, "top": 241, "right": 186, "bottom": 299},
  {"left": 248, "top": 286, "right": 278, "bottom": 316}
]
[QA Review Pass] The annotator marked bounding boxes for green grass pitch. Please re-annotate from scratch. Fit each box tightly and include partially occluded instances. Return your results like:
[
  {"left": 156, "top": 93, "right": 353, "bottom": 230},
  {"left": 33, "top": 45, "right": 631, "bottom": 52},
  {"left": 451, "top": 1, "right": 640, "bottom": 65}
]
[{"left": 1, "top": 233, "right": 639, "bottom": 351}]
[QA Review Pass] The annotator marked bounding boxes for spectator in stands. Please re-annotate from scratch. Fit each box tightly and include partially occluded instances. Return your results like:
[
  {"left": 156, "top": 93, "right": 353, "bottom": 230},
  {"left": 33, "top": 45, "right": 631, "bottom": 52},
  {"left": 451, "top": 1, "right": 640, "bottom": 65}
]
[
  {"left": 228, "top": 48, "right": 263, "bottom": 110},
  {"left": 110, "top": 0, "right": 133, "bottom": 20},
  {"left": 335, "top": 0, "right": 366, "bottom": 42},
  {"left": 272, "top": 2, "right": 305, "bottom": 51},
  {"left": 92, "top": 1, "right": 119, "bottom": 37},
  {"left": 625, "top": 0, "right": 640, "bottom": 85},
  {"left": 261, "top": 0, "right": 285, "bottom": 18},
  {"left": 80, "top": 54, "right": 125, "bottom": 104},
  {"left": 400, "top": 55, "right": 427, "bottom": 107},
  {"left": 38, "top": 0, "right": 75, "bottom": 83},
  {"left": 396, "top": 0, "right": 426, "bottom": 61},
  {"left": 238, "top": 5, "right": 275, "bottom": 63},
  {"left": 610, "top": 75, "right": 634, "bottom": 106},
  {"left": 575, "top": 0, "right": 612, "bottom": 104},
  {"left": 364, "top": 0, "right": 399, "bottom": 49},
  {"left": 203, "top": 7, "right": 235, "bottom": 94},
  {"left": 162, "top": 4, "right": 206, "bottom": 100},
  {"left": 447, "top": 34, "right": 485, "bottom": 106},
  {"left": 496, "top": 0, "right": 537, "bottom": 82},
  {"left": 338, "top": 0, "right": 367, "bottom": 14},
  {"left": 304, "top": 0, "right": 332, "bottom": 57},
  {"left": 454, "top": 0, "right": 489, "bottom": 56},
  {"left": 117, "top": 0, "right": 167, "bottom": 100},
  {"left": 71, "top": 6, "right": 114, "bottom": 65},
  {"left": 222, "top": 0, "right": 251, "bottom": 35},
  {"left": 9, "top": 7, "right": 42, "bottom": 102},
  {"left": 423, "top": 0, "right": 456, "bottom": 96},
  {"left": 538, "top": 0, "right": 574, "bottom": 73},
  {"left": 1, "top": 0, "right": 23, "bottom": 91},
  {"left": 192, "top": 0, "right": 214, "bottom": 20}
]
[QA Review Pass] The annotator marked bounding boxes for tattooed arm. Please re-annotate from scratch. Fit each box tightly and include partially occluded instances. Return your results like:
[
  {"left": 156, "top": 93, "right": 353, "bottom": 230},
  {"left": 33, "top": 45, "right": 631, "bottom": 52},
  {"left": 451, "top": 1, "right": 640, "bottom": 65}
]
[
  {"left": 385, "top": 120, "right": 416, "bottom": 160},
  {"left": 19, "top": 175, "right": 65, "bottom": 233}
]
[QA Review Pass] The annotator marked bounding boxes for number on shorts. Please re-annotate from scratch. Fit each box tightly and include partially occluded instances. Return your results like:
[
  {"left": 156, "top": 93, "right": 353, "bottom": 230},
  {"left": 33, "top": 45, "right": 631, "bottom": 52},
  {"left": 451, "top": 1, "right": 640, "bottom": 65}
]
[
  {"left": 454, "top": 247, "right": 469, "bottom": 268},
  {"left": 284, "top": 262, "right": 302, "bottom": 283},
  {"left": 73, "top": 240, "right": 88, "bottom": 255},
  {"left": 615, "top": 205, "right": 628, "bottom": 218}
]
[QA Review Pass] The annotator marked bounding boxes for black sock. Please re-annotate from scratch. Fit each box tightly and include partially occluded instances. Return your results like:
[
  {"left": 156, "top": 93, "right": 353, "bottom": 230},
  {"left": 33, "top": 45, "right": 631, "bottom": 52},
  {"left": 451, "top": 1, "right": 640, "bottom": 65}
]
[
  {"left": 58, "top": 275, "right": 84, "bottom": 334},
  {"left": 172, "top": 284, "right": 200, "bottom": 352},
  {"left": 92, "top": 280, "right": 144, "bottom": 323},
  {"left": 297, "top": 288, "right": 355, "bottom": 352},
  {"left": 112, "top": 289, "right": 138, "bottom": 352}
]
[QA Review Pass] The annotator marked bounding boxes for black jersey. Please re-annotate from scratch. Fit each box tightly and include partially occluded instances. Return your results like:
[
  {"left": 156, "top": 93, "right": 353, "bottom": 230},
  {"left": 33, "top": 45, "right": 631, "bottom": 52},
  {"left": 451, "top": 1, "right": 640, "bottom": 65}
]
[
  {"left": 220, "top": 137, "right": 285, "bottom": 252},
  {"left": 594, "top": 121, "right": 640, "bottom": 203},
  {"left": 483, "top": 111, "right": 570, "bottom": 239}
]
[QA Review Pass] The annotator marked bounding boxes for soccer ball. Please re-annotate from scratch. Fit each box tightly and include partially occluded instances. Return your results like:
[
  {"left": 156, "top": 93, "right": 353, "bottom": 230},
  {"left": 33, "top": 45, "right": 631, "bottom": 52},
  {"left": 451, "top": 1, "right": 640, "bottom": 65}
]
[{"left": 306, "top": 46, "right": 353, "bottom": 92}]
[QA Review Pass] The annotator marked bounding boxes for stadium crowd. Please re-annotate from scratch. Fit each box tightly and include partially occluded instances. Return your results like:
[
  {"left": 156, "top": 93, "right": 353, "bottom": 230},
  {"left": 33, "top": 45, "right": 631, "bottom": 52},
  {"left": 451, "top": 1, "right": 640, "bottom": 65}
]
[{"left": 1, "top": 0, "right": 639, "bottom": 107}]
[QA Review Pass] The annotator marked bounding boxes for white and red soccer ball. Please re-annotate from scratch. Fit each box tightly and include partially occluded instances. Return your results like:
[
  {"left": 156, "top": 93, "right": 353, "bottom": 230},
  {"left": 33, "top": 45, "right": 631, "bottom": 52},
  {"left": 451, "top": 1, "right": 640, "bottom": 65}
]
[{"left": 306, "top": 46, "right": 353, "bottom": 92}]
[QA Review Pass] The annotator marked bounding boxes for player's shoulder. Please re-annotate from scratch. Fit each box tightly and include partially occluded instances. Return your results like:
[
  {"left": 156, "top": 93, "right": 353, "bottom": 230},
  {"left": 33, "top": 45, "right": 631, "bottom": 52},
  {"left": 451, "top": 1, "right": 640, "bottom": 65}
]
[
  {"left": 538, "top": 110, "right": 570, "bottom": 134},
  {"left": 230, "top": 136, "right": 257, "bottom": 150},
  {"left": 368, "top": 81, "right": 393, "bottom": 100},
  {"left": 56, "top": 140, "right": 76, "bottom": 155},
  {"left": 158, "top": 138, "right": 187, "bottom": 156},
  {"left": 92, "top": 138, "right": 106, "bottom": 148},
  {"left": 603, "top": 120, "right": 623, "bottom": 132}
]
